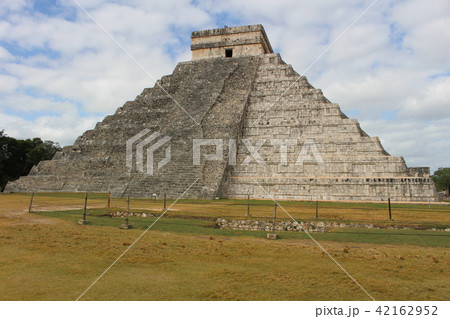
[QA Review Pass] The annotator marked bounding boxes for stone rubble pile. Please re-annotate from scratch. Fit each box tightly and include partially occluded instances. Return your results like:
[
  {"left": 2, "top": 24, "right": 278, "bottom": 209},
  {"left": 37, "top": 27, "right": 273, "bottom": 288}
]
[{"left": 216, "top": 218, "right": 449, "bottom": 232}]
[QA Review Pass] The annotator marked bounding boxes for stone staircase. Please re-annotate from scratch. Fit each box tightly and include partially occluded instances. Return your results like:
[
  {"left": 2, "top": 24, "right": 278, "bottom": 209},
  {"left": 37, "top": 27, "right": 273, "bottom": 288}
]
[{"left": 5, "top": 56, "right": 261, "bottom": 199}]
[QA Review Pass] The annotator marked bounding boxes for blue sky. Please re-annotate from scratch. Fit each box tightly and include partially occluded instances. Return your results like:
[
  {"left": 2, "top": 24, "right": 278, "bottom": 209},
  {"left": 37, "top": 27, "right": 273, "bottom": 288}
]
[{"left": 0, "top": 0, "right": 449, "bottom": 172}]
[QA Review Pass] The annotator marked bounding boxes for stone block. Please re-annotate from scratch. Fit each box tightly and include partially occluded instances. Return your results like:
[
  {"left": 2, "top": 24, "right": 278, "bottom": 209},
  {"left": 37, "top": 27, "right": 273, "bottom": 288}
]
[
  {"left": 266, "top": 233, "right": 279, "bottom": 240},
  {"left": 78, "top": 219, "right": 89, "bottom": 225}
]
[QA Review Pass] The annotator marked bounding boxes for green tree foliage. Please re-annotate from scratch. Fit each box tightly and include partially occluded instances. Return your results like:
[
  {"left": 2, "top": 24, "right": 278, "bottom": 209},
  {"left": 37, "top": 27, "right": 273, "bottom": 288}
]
[
  {"left": 431, "top": 167, "right": 450, "bottom": 194},
  {"left": 0, "top": 130, "right": 61, "bottom": 191}
]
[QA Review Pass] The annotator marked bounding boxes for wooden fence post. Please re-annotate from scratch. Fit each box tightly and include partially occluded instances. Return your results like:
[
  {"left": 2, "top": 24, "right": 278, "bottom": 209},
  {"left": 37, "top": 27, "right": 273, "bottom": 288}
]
[
  {"left": 78, "top": 192, "right": 89, "bottom": 225},
  {"left": 126, "top": 195, "right": 130, "bottom": 226},
  {"left": 120, "top": 195, "right": 132, "bottom": 229},
  {"left": 28, "top": 192, "right": 35, "bottom": 213},
  {"left": 315, "top": 200, "right": 319, "bottom": 219},
  {"left": 83, "top": 192, "right": 88, "bottom": 220},
  {"left": 267, "top": 202, "right": 279, "bottom": 240},
  {"left": 388, "top": 198, "right": 392, "bottom": 220},
  {"left": 273, "top": 202, "right": 277, "bottom": 232}
]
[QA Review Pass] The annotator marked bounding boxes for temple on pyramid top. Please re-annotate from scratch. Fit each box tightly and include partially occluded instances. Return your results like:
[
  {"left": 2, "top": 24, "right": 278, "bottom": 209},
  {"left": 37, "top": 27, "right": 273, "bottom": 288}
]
[{"left": 191, "top": 24, "right": 274, "bottom": 60}]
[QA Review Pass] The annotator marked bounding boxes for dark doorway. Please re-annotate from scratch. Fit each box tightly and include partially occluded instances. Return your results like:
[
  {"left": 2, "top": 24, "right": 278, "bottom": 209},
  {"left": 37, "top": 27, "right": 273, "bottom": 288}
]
[{"left": 225, "top": 48, "right": 233, "bottom": 57}]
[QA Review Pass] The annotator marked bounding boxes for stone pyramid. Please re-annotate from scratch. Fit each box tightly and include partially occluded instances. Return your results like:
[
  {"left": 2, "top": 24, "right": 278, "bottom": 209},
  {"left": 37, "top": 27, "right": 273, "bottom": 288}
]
[{"left": 6, "top": 25, "right": 437, "bottom": 202}]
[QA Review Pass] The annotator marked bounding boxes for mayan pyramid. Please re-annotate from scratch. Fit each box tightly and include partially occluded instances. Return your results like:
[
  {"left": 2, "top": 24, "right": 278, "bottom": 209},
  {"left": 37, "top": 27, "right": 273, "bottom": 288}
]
[{"left": 5, "top": 25, "right": 437, "bottom": 202}]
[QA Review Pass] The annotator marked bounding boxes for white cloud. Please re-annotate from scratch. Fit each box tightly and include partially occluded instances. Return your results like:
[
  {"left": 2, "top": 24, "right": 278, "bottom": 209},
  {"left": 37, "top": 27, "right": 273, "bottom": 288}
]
[
  {"left": 0, "top": 0, "right": 211, "bottom": 120},
  {"left": 399, "top": 77, "right": 450, "bottom": 121},
  {"left": 0, "top": 46, "right": 13, "bottom": 60},
  {"left": 0, "top": 93, "right": 77, "bottom": 113},
  {"left": 0, "top": 0, "right": 27, "bottom": 14},
  {"left": 361, "top": 117, "right": 450, "bottom": 173},
  {"left": 0, "top": 74, "right": 19, "bottom": 93},
  {"left": 0, "top": 111, "right": 101, "bottom": 146},
  {"left": 390, "top": 0, "right": 450, "bottom": 69}
]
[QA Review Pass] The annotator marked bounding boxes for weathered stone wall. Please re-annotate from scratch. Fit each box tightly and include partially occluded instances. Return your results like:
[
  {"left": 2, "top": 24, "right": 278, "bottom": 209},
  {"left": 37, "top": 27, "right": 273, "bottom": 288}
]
[
  {"left": 5, "top": 56, "right": 262, "bottom": 199},
  {"left": 106, "top": 214, "right": 450, "bottom": 232},
  {"left": 216, "top": 218, "right": 449, "bottom": 232},
  {"left": 191, "top": 25, "right": 273, "bottom": 60},
  {"left": 192, "top": 43, "right": 266, "bottom": 60},
  {"left": 218, "top": 54, "right": 438, "bottom": 202},
  {"left": 216, "top": 218, "right": 329, "bottom": 233}
]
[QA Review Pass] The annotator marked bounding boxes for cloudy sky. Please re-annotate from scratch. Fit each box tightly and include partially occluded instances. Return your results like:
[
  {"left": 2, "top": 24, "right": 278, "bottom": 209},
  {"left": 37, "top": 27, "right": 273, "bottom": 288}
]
[{"left": 0, "top": 0, "right": 449, "bottom": 172}]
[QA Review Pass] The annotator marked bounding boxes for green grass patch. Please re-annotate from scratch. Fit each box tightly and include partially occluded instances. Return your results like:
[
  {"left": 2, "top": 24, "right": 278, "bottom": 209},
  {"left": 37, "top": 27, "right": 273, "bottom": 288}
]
[{"left": 36, "top": 209, "right": 450, "bottom": 248}]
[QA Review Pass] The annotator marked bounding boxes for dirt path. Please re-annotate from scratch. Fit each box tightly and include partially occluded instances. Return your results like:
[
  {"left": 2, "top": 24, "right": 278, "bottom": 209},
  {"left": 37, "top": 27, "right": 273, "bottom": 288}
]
[
  {"left": 0, "top": 202, "right": 103, "bottom": 227},
  {"left": 0, "top": 207, "right": 59, "bottom": 226}
]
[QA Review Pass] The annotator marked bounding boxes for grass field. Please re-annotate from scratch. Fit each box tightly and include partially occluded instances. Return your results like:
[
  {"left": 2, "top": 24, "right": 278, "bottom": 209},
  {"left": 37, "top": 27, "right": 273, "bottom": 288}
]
[
  {"left": 0, "top": 192, "right": 449, "bottom": 300},
  {"left": 5, "top": 192, "right": 450, "bottom": 225}
]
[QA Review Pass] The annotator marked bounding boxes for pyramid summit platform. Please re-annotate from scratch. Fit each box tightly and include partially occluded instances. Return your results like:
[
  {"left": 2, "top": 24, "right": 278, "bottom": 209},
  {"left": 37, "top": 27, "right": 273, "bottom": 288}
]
[{"left": 5, "top": 24, "right": 438, "bottom": 202}]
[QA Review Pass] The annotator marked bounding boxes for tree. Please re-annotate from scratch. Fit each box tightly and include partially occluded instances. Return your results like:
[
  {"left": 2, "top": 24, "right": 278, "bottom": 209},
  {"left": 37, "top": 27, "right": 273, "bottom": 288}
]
[
  {"left": 0, "top": 130, "right": 9, "bottom": 189},
  {"left": 431, "top": 168, "right": 450, "bottom": 195},
  {"left": 0, "top": 131, "right": 61, "bottom": 191}
]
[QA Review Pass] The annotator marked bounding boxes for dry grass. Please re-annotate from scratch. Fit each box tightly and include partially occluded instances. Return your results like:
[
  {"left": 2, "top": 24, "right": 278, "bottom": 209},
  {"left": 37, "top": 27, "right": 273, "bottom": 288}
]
[
  {"left": 0, "top": 221, "right": 448, "bottom": 301},
  {"left": 0, "top": 192, "right": 449, "bottom": 300}
]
